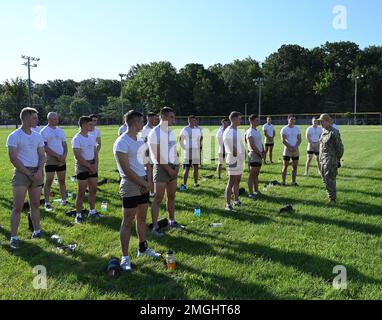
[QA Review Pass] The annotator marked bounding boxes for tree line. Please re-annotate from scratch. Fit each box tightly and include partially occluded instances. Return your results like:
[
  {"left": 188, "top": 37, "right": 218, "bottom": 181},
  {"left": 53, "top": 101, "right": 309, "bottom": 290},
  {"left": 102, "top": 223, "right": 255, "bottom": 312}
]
[{"left": 1, "top": 41, "right": 381, "bottom": 124}]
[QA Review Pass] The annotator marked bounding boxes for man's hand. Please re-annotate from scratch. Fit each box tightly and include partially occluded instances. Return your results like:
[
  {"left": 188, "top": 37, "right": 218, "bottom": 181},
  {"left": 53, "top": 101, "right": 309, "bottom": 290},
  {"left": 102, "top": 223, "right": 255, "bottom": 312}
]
[
  {"left": 31, "top": 170, "right": 42, "bottom": 182},
  {"left": 140, "top": 181, "right": 150, "bottom": 194},
  {"left": 89, "top": 164, "right": 97, "bottom": 174}
]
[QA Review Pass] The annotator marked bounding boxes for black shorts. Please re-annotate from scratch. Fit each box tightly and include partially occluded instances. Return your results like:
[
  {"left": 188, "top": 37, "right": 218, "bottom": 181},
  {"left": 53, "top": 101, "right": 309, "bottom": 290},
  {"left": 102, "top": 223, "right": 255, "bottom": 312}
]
[
  {"left": 283, "top": 156, "right": 299, "bottom": 162},
  {"left": 249, "top": 162, "right": 262, "bottom": 168},
  {"left": 122, "top": 193, "right": 150, "bottom": 209},
  {"left": 45, "top": 164, "right": 67, "bottom": 173},
  {"left": 76, "top": 171, "right": 99, "bottom": 181},
  {"left": 265, "top": 143, "right": 274, "bottom": 147},
  {"left": 307, "top": 151, "right": 319, "bottom": 156},
  {"left": 183, "top": 160, "right": 200, "bottom": 169}
]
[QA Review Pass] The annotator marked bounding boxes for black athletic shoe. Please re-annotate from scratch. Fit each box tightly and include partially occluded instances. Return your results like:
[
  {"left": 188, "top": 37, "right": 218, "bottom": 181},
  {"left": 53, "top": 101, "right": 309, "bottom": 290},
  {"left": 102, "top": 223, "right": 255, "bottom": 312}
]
[{"left": 10, "top": 239, "right": 20, "bottom": 249}]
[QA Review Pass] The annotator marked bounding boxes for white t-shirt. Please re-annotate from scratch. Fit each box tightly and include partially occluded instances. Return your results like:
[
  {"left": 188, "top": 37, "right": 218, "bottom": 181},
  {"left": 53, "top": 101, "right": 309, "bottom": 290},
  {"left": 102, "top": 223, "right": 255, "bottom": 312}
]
[
  {"left": 216, "top": 126, "right": 225, "bottom": 154},
  {"left": 262, "top": 123, "right": 275, "bottom": 138},
  {"left": 306, "top": 126, "right": 323, "bottom": 144},
  {"left": 32, "top": 126, "right": 43, "bottom": 134},
  {"left": 280, "top": 125, "right": 301, "bottom": 148},
  {"left": 40, "top": 126, "right": 67, "bottom": 156},
  {"left": 180, "top": 126, "right": 203, "bottom": 149},
  {"left": 223, "top": 127, "right": 245, "bottom": 158},
  {"left": 139, "top": 124, "right": 154, "bottom": 142},
  {"left": 113, "top": 133, "right": 147, "bottom": 178},
  {"left": 6, "top": 128, "right": 45, "bottom": 167},
  {"left": 246, "top": 128, "right": 263, "bottom": 153},
  {"left": 71, "top": 132, "right": 96, "bottom": 161},
  {"left": 90, "top": 127, "right": 101, "bottom": 139},
  {"left": 118, "top": 125, "right": 128, "bottom": 136},
  {"left": 147, "top": 125, "right": 179, "bottom": 165}
]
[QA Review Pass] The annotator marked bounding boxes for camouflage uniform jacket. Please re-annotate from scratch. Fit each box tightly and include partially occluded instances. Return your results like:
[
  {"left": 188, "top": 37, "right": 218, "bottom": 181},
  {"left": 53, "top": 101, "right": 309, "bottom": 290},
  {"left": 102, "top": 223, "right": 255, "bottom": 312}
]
[{"left": 319, "top": 127, "right": 344, "bottom": 167}]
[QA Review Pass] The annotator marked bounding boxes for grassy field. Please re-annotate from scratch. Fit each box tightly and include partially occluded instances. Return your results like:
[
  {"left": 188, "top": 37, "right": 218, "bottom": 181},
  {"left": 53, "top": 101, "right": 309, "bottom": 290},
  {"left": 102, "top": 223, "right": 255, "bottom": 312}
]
[{"left": 0, "top": 125, "right": 382, "bottom": 300}]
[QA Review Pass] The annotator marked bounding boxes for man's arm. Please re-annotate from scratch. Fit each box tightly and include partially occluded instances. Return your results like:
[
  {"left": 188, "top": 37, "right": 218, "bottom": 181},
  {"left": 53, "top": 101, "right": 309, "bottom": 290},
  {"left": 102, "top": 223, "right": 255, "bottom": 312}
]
[
  {"left": 96, "top": 137, "right": 102, "bottom": 153},
  {"left": 150, "top": 141, "right": 177, "bottom": 177},
  {"left": 116, "top": 151, "right": 149, "bottom": 191},
  {"left": 297, "top": 133, "right": 302, "bottom": 147},
  {"left": 61, "top": 142, "right": 68, "bottom": 161},
  {"left": 44, "top": 143, "right": 60, "bottom": 159},
  {"left": 264, "top": 129, "right": 271, "bottom": 140},
  {"left": 248, "top": 136, "right": 262, "bottom": 157},
  {"left": 282, "top": 134, "right": 292, "bottom": 149},
  {"left": 306, "top": 129, "right": 312, "bottom": 144},
  {"left": 73, "top": 148, "right": 92, "bottom": 170},
  {"left": 333, "top": 132, "right": 344, "bottom": 160},
  {"left": 8, "top": 148, "right": 33, "bottom": 177}
]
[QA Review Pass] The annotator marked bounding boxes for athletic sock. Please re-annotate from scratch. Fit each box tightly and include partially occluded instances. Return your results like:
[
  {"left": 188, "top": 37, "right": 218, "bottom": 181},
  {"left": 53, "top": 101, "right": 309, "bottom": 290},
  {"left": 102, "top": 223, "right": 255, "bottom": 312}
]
[
  {"left": 11, "top": 236, "right": 18, "bottom": 241},
  {"left": 76, "top": 213, "right": 82, "bottom": 218},
  {"left": 90, "top": 209, "right": 96, "bottom": 215},
  {"left": 169, "top": 220, "right": 175, "bottom": 225}
]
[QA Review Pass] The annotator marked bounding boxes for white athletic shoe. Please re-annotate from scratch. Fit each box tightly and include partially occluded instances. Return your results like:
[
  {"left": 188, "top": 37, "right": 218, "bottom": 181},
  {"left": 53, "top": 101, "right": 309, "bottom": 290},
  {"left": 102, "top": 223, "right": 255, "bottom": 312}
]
[
  {"left": 137, "top": 248, "right": 162, "bottom": 259},
  {"left": 120, "top": 256, "right": 132, "bottom": 272}
]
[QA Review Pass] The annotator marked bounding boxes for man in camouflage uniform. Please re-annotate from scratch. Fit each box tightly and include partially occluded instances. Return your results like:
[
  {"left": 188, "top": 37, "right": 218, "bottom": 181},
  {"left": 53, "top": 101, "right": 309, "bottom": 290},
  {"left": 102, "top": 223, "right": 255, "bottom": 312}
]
[{"left": 318, "top": 114, "right": 344, "bottom": 202}]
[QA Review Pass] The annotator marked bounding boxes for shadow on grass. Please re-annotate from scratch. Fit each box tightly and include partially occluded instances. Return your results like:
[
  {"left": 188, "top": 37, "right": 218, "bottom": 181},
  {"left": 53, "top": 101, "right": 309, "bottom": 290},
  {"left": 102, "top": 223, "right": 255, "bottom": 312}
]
[
  {"left": 0, "top": 226, "right": 279, "bottom": 299},
  {"left": 180, "top": 228, "right": 381, "bottom": 288},
  {"left": 260, "top": 193, "right": 382, "bottom": 218}
]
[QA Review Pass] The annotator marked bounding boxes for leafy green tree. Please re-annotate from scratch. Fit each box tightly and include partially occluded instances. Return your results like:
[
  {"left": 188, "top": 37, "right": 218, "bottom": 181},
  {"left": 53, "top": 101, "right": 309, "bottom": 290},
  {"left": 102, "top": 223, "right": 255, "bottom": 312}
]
[{"left": 70, "top": 98, "right": 92, "bottom": 121}]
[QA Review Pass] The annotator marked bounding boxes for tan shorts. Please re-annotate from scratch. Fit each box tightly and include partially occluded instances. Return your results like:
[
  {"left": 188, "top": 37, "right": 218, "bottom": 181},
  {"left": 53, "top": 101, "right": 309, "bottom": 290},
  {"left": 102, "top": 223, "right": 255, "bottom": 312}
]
[
  {"left": 46, "top": 155, "right": 66, "bottom": 167},
  {"left": 307, "top": 143, "right": 320, "bottom": 154},
  {"left": 248, "top": 151, "right": 263, "bottom": 166},
  {"left": 283, "top": 148, "right": 300, "bottom": 158},
  {"left": 12, "top": 167, "right": 44, "bottom": 188},
  {"left": 75, "top": 159, "right": 95, "bottom": 176},
  {"left": 153, "top": 164, "right": 178, "bottom": 183},
  {"left": 120, "top": 176, "right": 147, "bottom": 198},
  {"left": 265, "top": 137, "right": 274, "bottom": 145},
  {"left": 226, "top": 155, "right": 245, "bottom": 176}
]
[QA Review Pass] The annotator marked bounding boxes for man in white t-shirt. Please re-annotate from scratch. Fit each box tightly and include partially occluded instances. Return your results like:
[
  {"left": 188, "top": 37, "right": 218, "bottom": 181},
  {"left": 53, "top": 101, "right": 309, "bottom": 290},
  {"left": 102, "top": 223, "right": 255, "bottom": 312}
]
[
  {"left": 281, "top": 114, "right": 302, "bottom": 186},
  {"left": 305, "top": 117, "right": 323, "bottom": 176},
  {"left": 71, "top": 116, "right": 99, "bottom": 224},
  {"left": 6, "top": 108, "right": 46, "bottom": 249},
  {"left": 246, "top": 114, "right": 264, "bottom": 199},
  {"left": 148, "top": 107, "right": 180, "bottom": 237},
  {"left": 179, "top": 115, "right": 203, "bottom": 191},
  {"left": 216, "top": 118, "right": 230, "bottom": 179},
  {"left": 89, "top": 114, "right": 102, "bottom": 153},
  {"left": 40, "top": 112, "right": 68, "bottom": 211},
  {"left": 138, "top": 112, "right": 158, "bottom": 197},
  {"left": 262, "top": 117, "right": 276, "bottom": 164},
  {"left": 113, "top": 110, "right": 161, "bottom": 272},
  {"left": 223, "top": 111, "right": 245, "bottom": 211}
]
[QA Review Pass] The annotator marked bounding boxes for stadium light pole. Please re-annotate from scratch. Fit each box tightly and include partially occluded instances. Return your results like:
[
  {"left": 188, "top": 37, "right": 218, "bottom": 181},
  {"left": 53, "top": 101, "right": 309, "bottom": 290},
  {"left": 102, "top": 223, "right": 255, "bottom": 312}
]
[
  {"left": 354, "top": 74, "right": 364, "bottom": 125},
  {"left": 21, "top": 55, "right": 40, "bottom": 108},
  {"left": 253, "top": 77, "right": 264, "bottom": 119},
  {"left": 119, "top": 73, "right": 128, "bottom": 120}
]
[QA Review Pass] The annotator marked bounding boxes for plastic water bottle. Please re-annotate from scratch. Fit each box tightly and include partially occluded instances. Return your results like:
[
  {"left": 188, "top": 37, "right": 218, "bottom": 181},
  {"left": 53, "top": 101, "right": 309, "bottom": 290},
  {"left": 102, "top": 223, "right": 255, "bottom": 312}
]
[
  {"left": 209, "top": 223, "right": 223, "bottom": 227},
  {"left": 54, "top": 179, "right": 59, "bottom": 186},
  {"left": 166, "top": 250, "right": 176, "bottom": 270},
  {"left": 194, "top": 207, "right": 201, "bottom": 218},
  {"left": 101, "top": 202, "right": 108, "bottom": 213},
  {"left": 51, "top": 235, "right": 63, "bottom": 244}
]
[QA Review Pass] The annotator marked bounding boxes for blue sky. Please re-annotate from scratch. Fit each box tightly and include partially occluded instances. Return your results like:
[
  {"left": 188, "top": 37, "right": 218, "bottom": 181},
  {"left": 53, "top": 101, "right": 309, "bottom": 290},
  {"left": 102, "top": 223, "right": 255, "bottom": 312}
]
[{"left": 1, "top": 0, "right": 381, "bottom": 83}]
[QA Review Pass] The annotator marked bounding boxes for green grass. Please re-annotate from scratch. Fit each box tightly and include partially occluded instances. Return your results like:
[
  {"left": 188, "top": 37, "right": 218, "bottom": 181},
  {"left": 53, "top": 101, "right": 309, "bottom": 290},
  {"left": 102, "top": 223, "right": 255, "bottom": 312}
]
[{"left": 1, "top": 125, "right": 382, "bottom": 300}]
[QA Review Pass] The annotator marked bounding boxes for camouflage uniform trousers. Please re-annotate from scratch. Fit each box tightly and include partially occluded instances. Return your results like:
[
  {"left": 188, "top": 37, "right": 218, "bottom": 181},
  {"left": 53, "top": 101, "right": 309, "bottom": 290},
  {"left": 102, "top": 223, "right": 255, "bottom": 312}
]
[{"left": 319, "top": 161, "right": 338, "bottom": 201}]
